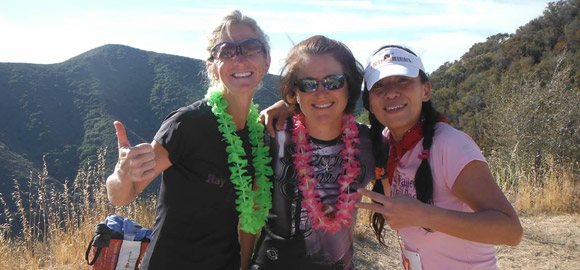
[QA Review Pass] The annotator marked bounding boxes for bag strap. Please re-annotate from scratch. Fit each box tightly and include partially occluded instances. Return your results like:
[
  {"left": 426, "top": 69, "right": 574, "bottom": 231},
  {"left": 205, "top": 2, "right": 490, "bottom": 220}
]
[
  {"left": 291, "top": 197, "right": 303, "bottom": 239},
  {"left": 85, "top": 237, "right": 102, "bottom": 266}
]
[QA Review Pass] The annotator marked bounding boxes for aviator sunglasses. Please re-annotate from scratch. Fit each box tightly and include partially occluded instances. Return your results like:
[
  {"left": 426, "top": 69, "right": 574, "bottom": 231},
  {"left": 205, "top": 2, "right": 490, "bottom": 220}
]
[
  {"left": 294, "top": 74, "right": 345, "bottom": 93},
  {"left": 210, "top": 38, "right": 266, "bottom": 60}
]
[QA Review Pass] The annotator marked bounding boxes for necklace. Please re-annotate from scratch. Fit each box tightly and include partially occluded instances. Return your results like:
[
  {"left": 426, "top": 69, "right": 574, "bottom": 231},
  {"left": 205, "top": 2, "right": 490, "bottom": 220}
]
[
  {"left": 322, "top": 156, "right": 331, "bottom": 172},
  {"left": 310, "top": 136, "right": 341, "bottom": 172},
  {"left": 292, "top": 113, "right": 361, "bottom": 233},
  {"left": 205, "top": 87, "right": 273, "bottom": 234}
]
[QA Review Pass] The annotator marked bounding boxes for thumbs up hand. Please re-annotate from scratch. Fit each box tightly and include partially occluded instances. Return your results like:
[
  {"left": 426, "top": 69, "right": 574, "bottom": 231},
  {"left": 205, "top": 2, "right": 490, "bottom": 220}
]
[{"left": 114, "top": 121, "right": 156, "bottom": 182}]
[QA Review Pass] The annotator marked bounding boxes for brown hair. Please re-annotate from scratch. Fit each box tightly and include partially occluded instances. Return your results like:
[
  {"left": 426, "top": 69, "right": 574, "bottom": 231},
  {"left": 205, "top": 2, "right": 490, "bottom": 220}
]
[{"left": 279, "top": 35, "right": 363, "bottom": 114}]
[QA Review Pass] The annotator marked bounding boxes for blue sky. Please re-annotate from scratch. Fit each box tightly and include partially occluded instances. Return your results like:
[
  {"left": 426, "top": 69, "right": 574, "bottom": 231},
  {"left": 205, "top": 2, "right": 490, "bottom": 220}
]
[{"left": 0, "top": 0, "right": 554, "bottom": 73}]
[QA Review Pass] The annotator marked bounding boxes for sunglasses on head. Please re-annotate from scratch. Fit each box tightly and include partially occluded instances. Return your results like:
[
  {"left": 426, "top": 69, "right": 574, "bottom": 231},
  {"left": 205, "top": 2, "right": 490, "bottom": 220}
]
[
  {"left": 210, "top": 38, "right": 266, "bottom": 60},
  {"left": 294, "top": 74, "right": 345, "bottom": 93}
]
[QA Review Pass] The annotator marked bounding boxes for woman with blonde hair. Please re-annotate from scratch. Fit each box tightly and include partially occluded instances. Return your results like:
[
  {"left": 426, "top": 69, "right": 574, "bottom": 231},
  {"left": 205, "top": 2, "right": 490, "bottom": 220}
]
[{"left": 106, "top": 10, "right": 273, "bottom": 269}]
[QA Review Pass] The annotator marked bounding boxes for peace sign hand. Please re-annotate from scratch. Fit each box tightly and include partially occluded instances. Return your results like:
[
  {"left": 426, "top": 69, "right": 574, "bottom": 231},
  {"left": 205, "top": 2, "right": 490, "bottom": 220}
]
[{"left": 356, "top": 188, "right": 430, "bottom": 230}]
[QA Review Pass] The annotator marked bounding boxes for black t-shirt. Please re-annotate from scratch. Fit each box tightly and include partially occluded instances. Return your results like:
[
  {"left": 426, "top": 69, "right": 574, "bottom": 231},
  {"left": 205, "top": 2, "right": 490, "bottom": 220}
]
[{"left": 141, "top": 99, "right": 254, "bottom": 269}]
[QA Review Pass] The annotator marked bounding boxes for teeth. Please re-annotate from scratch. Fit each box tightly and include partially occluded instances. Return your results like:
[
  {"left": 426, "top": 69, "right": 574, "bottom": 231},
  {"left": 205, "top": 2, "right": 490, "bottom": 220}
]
[
  {"left": 314, "top": 103, "right": 332, "bottom": 109},
  {"left": 386, "top": 105, "right": 405, "bottom": 111},
  {"left": 233, "top": 72, "right": 251, "bottom": 78}
]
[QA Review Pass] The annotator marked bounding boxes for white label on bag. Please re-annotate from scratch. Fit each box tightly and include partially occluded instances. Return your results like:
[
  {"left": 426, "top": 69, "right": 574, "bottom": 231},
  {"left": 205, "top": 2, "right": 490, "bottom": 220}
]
[
  {"left": 399, "top": 248, "right": 422, "bottom": 270},
  {"left": 116, "top": 240, "right": 141, "bottom": 270}
]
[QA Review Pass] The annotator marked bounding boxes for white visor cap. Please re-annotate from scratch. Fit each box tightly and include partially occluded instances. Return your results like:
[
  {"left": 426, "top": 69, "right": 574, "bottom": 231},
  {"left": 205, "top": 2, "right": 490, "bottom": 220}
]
[{"left": 363, "top": 47, "right": 425, "bottom": 90}]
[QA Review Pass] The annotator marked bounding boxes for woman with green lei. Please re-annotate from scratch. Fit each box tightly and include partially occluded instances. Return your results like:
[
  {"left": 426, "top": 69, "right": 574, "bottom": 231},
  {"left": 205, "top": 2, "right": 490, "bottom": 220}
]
[
  {"left": 106, "top": 10, "right": 273, "bottom": 269},
  {"left": 250, "top": 35, "right": 375, "bottom": 270}
]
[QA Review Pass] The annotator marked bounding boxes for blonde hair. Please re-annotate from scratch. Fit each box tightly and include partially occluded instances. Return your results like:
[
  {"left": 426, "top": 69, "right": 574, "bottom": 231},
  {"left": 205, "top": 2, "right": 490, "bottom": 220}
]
[{"left": 205, "top": 10, "right": 270, "bottom": 87}]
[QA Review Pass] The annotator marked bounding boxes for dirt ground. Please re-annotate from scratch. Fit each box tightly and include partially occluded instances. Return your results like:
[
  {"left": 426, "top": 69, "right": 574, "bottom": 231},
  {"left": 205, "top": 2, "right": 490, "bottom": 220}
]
[{"left": 352, "top": 213, "right": 580, "bottom": 269}]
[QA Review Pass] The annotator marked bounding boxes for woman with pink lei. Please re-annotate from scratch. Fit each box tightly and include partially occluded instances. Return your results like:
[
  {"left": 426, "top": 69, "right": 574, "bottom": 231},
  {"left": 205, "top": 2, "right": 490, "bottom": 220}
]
[
  {"left": 356, "top": 45, "right": 523, "bottom": 269},
  {"left": 106, "top": 10, "right": 273, "bottom": 269},
  {"left": 250, "top": 35, "right": 375, "bottom": 269}
]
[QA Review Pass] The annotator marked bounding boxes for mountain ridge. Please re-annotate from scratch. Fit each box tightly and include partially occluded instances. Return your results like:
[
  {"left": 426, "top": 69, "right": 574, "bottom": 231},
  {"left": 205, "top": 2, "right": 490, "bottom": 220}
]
[
  {"left": 0, "top": 0, "right": 578, "bottom": 201},
  {"left": 0, "top": 44, "right": 281, "bottom": 191}
]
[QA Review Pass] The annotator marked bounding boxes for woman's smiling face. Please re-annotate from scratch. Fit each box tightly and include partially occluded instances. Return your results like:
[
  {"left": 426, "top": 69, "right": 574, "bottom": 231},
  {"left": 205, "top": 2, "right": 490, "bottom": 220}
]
[
  {"left": 210, "top": 23, "right": 270, "bottom": 95},
  {"left": 295, "top": 53, "right": 348, "bottom": 131},
  {"left": 368, "top": 75, "right": 431, "bottom": 141}
]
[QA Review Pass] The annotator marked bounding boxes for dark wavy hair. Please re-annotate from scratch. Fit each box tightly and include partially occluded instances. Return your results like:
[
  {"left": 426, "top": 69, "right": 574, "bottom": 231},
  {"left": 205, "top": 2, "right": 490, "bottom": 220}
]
[
  {"left": 279, "top": 35, "right": 363, "bottom": 114},
  {"left": 362, "top": 45, "right": 442, "bottom": 246}
]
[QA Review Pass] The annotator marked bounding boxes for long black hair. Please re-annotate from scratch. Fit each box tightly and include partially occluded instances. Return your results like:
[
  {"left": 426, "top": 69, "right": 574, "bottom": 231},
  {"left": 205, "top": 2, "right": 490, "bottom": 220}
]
[{"left": 362, "top": 45, "right": 442, "bottom": 246}]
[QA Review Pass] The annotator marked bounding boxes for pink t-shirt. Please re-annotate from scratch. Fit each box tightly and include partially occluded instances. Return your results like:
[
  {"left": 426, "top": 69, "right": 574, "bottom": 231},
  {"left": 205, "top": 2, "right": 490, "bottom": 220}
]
[{"left": 389, "top": 123, "right": 498, "bottom": 270}]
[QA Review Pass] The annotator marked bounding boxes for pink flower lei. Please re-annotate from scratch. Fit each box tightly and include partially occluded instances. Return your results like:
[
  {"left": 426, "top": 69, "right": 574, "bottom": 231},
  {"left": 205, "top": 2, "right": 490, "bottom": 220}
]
[{"left": 292, "top": 113, "right": 361, "bottom": 233}]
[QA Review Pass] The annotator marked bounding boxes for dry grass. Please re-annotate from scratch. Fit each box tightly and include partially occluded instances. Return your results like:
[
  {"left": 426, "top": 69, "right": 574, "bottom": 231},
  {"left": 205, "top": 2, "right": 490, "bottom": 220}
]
[
  {"left": 0, "top": 148, "right": 578, "bottom": 269},
  {"left": 489, "top": 153, "right": 580, "bottom": 214},
  {"left": 0, "top": 149, "right": 155, "bottom": 270}
]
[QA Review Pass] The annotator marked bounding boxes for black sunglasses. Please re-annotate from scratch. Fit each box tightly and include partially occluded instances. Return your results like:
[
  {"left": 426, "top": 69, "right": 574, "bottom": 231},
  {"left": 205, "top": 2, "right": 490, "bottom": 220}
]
[
  {"left": 294, "top": 74, "right": 345, "bottom": 93},
  {"left": 210, "top": 38, "right": 266, "bottom": 60}
]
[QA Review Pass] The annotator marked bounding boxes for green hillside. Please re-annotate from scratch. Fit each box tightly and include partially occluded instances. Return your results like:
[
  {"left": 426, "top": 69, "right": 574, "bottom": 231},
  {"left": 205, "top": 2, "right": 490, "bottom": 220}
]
[
  {"left": 0, "top": 0, "right": 578, "bottom": 200},
  {"left": 429, "top": 0, "right": 579, "bottom": 171},
  {"left": 0, "top": 44, "right": 281, "bottom": 192}
]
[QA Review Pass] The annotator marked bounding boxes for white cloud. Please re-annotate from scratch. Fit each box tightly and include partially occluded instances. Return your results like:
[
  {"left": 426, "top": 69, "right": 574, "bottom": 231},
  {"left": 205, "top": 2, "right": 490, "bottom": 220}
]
[
  {"left": 411, "top": 32, "right": 487, "bottom": 72},
  {"left": 0, "top": 0, "right": 552, "bottom": 72},
  {"left": 334, "top": 32, "right": 483, "bottom": 74}
]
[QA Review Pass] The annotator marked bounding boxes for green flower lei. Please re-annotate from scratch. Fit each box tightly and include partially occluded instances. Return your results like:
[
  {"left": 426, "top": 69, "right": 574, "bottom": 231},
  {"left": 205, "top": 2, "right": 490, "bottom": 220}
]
[{"left": 205, "top": 87, "right": 273, "bottom": 234}]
